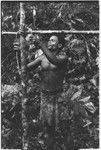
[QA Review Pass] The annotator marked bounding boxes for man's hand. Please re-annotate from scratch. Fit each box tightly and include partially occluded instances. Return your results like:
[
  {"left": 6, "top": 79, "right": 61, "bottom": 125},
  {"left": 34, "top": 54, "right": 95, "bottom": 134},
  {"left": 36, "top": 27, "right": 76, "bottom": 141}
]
[
  {"left": 34, "top": 34, "right": 43, "bottom": 47},
  {"left": 13, "top": 38, "right": 20, "bottom": 51}
]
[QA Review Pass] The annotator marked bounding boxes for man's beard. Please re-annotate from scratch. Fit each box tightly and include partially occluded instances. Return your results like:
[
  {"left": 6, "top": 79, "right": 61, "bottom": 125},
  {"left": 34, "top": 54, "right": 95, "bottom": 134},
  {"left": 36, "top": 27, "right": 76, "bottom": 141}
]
[{"left": 48, "top": 45, "right": 57, "bottom": 51}]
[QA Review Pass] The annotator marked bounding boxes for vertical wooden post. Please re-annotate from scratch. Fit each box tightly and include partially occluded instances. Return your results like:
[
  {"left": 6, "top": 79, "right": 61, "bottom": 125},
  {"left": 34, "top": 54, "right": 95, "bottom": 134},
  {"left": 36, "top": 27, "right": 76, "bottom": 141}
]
[
  {"left": 20, "top": 3, "right": 28, "bottom": 150},
  {"left": 32, "top": 6, "right": 36, "bottom": 29}
]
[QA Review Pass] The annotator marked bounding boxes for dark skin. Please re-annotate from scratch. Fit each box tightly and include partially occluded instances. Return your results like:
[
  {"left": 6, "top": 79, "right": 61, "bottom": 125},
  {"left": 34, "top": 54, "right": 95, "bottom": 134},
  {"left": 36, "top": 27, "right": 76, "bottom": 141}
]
[
  {"left": 27, "top": 35, "right": 67, "bottom": 92},
  {"left": 27, "top": 36, "right": 73, "bottom": 150},
  {"left": 14, "top": 35, "right": 73, "bottom": 150}
]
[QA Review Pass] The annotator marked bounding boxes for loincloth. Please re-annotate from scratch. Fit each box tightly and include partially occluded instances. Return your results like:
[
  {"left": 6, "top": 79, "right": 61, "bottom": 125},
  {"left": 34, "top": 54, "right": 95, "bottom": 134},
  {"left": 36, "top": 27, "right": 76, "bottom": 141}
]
[{"left": 40, "top": 90, "right": 70, "bottom": 132}]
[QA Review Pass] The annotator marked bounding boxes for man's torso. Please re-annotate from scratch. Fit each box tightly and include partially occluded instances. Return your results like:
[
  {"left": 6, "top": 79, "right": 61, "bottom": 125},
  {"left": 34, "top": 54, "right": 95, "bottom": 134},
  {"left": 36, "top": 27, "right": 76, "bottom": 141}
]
[{"left": 38, "top": 52, "right": 67, "bottom": 92}]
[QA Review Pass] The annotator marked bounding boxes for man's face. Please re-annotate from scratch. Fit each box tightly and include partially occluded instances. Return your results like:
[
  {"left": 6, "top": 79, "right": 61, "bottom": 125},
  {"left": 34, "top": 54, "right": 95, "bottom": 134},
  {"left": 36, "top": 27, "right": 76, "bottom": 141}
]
[
  {"left": 48, "top": 36, "right": 59, "bottom": 50},
  {"left": 26, "top": 34, "right": 36, "bottom": 51},
  {"left": 26, "top": 34, "right": 36, "bottom": 45}
]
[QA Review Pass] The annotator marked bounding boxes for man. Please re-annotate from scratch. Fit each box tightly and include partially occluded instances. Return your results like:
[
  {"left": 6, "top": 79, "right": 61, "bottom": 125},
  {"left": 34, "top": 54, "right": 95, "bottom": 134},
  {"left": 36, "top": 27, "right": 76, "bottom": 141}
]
[
  {"left": 25, "top": 33, "right": 43, "bottom": 62},
  {"left": 14, "top": 35, "right": 73, "bottom": 150}
]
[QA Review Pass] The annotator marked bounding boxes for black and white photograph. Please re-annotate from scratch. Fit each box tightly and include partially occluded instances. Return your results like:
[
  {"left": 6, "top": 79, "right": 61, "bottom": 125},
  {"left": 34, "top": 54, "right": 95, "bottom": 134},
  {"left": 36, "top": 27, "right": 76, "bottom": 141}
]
[{"left": 1, "top": 1, "right": 99, "bottom": 150}]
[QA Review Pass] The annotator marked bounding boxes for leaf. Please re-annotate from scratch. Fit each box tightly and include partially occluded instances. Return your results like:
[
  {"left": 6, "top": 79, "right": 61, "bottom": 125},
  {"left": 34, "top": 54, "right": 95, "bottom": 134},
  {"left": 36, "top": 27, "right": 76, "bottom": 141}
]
[
  {"left": 71, "top": 89, "right": 82, "bottom": 101},
  {"left": 74, "top": 103, "right": 79, "bottom": 115},
  {"left": 75, "top": 18, "right": 84, "bottom": 23},
  {"left": 84, "top": 102, "right": 96, "bottom": 114},
  {"left": 85, "top": 41, "right": 91, "bottom": 61},
  {"left": 96, "top": 57, "right": 99, "bottom": 66},
  {"left": 79, "top": 105, "right": 88, "bottom": 118},
  {"left": 91, "top": 43, "right": 96, "bottom": 48},
  {"left": 90, "top": 78, "right": 97, "bottom": 86},
  {"left": 79, "top": 96, "right": 90, "bottom": 103},
  {"left": 83, "top": 119, "right": 92, "bottom": 128}
]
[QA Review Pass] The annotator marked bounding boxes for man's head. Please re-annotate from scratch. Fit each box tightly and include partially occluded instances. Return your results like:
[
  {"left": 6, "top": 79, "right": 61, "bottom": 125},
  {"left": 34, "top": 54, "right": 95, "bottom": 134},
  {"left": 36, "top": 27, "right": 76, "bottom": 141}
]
[
  {"left": 26, "top": 33, "right": 39, "bottom": 52},
  {"left": 26, "top": 34, "right": 36, "bottom": 45},
  {"left": 48, "top": 35, "right": 63, "bottom": 51}
]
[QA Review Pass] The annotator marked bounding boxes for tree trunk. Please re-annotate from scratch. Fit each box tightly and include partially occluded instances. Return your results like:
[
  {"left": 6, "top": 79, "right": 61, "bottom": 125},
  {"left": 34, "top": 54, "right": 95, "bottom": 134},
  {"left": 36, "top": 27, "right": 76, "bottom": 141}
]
[{"left": 20, "top": 3, "right": 28, "bottom": 150}]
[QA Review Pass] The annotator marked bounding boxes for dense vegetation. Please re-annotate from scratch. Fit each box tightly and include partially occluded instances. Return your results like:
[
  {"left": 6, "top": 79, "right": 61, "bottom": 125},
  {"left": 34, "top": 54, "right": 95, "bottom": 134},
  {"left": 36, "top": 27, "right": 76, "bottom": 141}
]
[{"left": 1, "top": 1, "right": 99, "bottom": 150}]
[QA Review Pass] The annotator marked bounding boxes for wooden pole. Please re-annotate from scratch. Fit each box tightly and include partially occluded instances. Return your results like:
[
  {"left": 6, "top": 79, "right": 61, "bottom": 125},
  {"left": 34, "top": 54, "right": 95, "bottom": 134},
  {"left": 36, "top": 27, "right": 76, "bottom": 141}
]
[
  {"left": 32, "top": 6, "right": 36, "bottom": 29},
  {"left": 20, "top": 3, "right": 28, "bottom": 150},
  {"left": 2, "top": 30, "right": 99, "bottom": 35}
]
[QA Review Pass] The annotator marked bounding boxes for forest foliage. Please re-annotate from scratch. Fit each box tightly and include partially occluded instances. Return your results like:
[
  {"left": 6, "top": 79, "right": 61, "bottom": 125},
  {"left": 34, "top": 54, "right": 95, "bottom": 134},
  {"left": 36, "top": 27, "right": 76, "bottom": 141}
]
[{"left": 1, "top": 1, "right": 99, "bottom": 150}]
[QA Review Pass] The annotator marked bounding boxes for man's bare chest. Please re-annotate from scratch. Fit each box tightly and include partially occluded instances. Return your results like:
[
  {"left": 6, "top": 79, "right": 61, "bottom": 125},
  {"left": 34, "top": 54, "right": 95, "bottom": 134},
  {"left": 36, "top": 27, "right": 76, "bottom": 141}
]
[{"left": 40, "top": 55, "right": 57, "bottom": 70}]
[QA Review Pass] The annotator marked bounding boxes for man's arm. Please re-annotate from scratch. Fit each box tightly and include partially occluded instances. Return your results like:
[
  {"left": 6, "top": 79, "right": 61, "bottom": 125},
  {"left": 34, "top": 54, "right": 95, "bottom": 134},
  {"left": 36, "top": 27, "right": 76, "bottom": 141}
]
[
  {"left": 40, "top": 43, "right": 67, "bottom": 66},
  {"left": 14, "top": 39, "right": 41, "bottom": 71},
  {"left": 27, "top": 56, "right": 42, "bottom": 71}
]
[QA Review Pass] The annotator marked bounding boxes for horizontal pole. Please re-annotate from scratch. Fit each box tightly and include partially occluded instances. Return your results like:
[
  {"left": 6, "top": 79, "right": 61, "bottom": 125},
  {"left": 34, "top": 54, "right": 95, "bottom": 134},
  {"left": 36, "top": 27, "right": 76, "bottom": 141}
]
[
  {"left": 2, "top": 30, "right": 99, "bottom": 35},
  {"left": 5, "top": 0, "right": 98, "bottom": 2},
  {"left": 2, "top": 32, "right": 17, "bottom": 35}
]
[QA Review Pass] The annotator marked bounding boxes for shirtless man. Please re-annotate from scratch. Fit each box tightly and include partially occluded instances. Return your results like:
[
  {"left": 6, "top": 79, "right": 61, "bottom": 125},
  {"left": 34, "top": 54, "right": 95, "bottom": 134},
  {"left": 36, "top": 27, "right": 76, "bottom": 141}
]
[
  {"left": 25, "top": 33, "right": 43, "bottom": 62},
  {"left": 14, "top": 35, "right": 73, "bottom": 150},
  {"left": 27, "top": 35, "right": 67, "bottom": 91}
]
